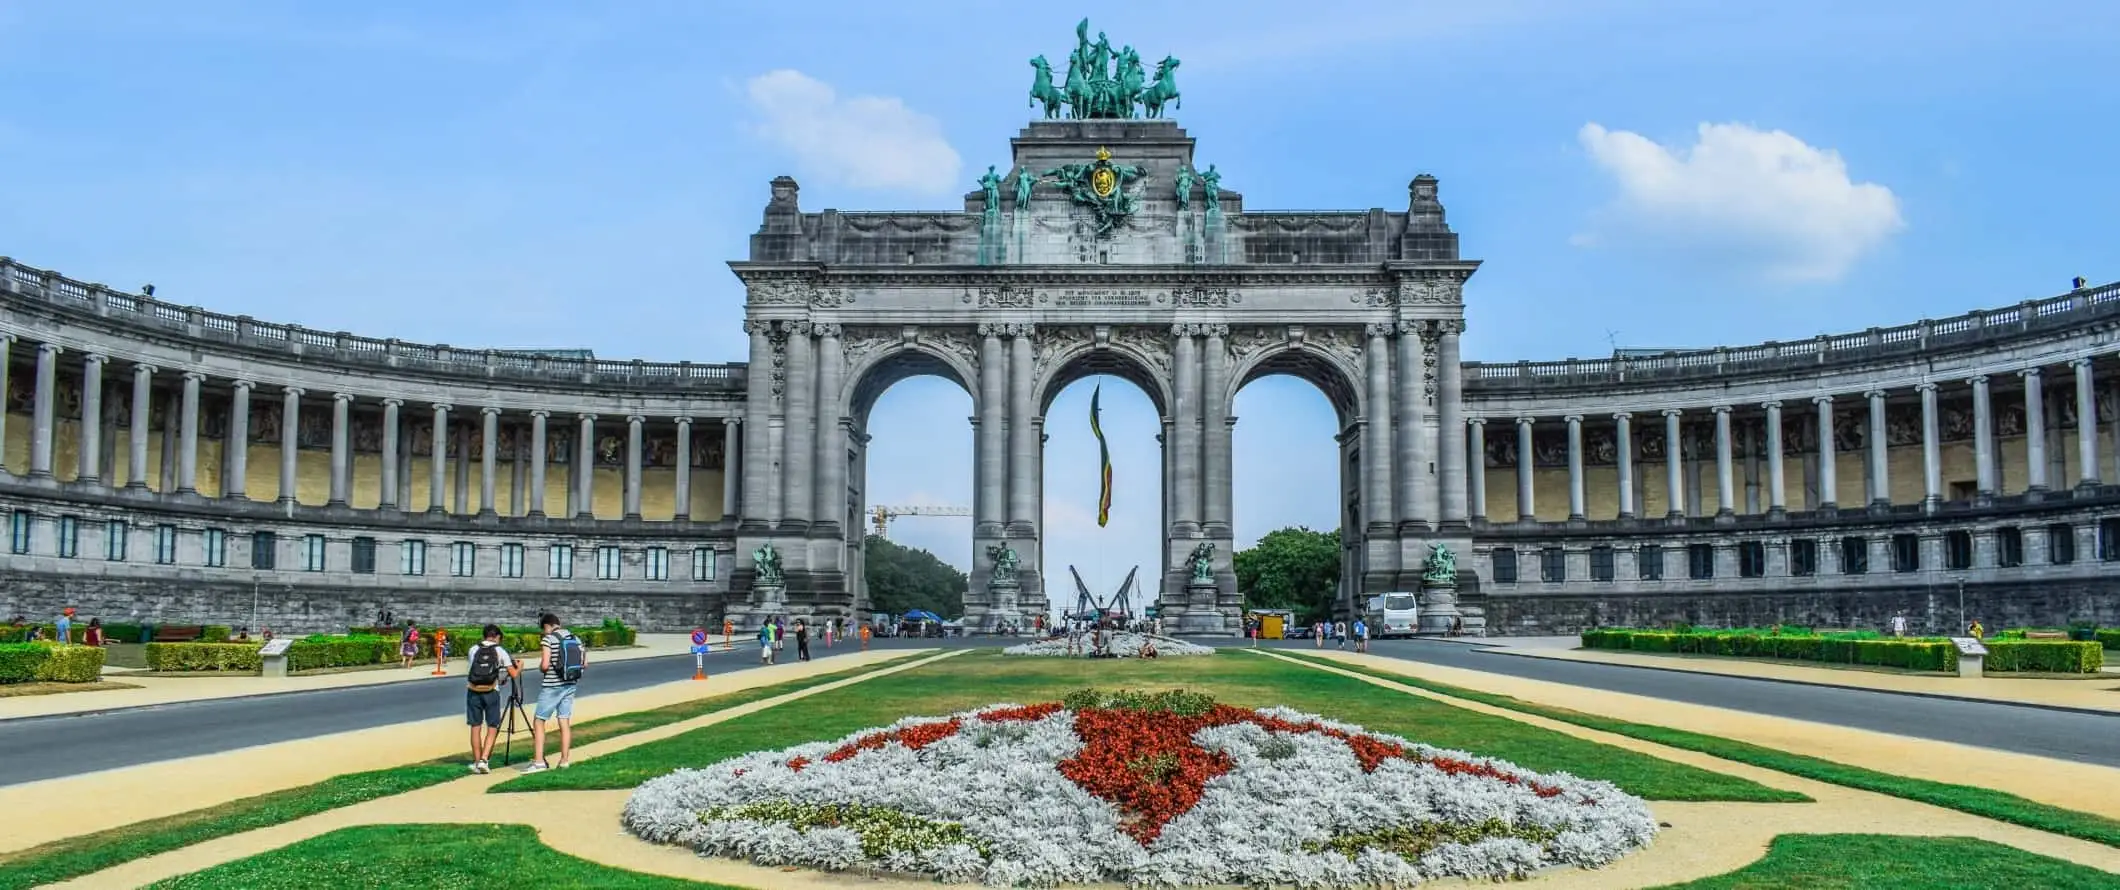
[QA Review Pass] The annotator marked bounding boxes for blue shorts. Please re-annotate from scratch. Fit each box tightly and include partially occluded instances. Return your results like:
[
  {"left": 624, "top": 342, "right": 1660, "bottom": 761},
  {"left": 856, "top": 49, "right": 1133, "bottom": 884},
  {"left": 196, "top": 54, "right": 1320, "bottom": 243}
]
[
  {"left": 535, "top": 683, "right": 577, "bottom": 721},
  {"left": 466, "top": 689, "right": 503, "bottom": 728}
]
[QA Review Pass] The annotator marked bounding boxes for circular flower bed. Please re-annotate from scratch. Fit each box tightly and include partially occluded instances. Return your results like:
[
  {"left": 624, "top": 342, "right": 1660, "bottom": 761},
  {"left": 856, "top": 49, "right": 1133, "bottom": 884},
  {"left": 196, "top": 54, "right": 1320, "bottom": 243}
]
[
  {"left": 1001, "top": 632, "right": 1214, "bottom": 658},
  {"left": 622, "top": 689, "right": 1656, "bottom": 887}
]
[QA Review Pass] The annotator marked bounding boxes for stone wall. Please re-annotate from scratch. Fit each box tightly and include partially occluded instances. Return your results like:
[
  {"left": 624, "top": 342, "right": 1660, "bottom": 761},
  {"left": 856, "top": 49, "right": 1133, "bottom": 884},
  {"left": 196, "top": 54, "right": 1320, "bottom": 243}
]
[
  {"left": 1474, "top": 577, "right": 2120, "bottom": 637},
  {"left": 0, "top": 567, "right": 724, "bottom": 634}
]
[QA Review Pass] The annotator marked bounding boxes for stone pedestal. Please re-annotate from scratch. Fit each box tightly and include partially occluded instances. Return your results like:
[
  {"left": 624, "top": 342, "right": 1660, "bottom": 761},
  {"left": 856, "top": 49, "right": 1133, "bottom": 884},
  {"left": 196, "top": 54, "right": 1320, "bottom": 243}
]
[
  {"left": 986, "top": 578, "right": 1021, "bottom": 632},
  {"left": 1173, "top": 581, "right": 1223, "bottom": 633},
  {"left": 1417, "top": 581, "right": 1461, "bottom": 635},
  {"left": 734, "top": 583, "right": 785, "bottom": 631}
]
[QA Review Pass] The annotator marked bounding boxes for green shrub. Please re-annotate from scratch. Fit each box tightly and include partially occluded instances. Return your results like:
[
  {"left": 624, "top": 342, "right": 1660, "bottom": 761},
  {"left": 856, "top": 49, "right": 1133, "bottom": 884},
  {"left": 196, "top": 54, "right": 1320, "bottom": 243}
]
[
  {"left": 1982, "top": 640, "right": 2104, "bottom": 674},
  {"left": 33, "top": 645, "right": 107, "bottom": 682},
  {"left": 0, "top": 643, "right": 53, "bottom": 683},
  {"left": 1582, "top": 630, "right": 1977, "bottom": 674},
  {"left": 199, "top": 625, "right": 234, "bottom": 643},
  {"left": 2095, "top": 629, "right": 2120, "bottom": 651},
  {"left": 144, "top": 643, "right": 262, "bottom": 673}
]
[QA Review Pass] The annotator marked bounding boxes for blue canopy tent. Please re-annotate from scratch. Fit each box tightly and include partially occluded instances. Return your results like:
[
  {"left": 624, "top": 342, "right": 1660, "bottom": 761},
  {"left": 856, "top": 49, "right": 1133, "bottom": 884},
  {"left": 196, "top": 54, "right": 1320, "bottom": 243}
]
[{"left": 902, "top": 610, "right": 944, "bottom": 624}]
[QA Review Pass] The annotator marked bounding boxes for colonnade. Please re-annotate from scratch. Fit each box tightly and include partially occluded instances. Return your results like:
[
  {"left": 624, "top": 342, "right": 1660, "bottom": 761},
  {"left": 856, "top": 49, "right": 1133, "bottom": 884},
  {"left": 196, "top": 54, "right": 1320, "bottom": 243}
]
[
  {"left": 0, "top": 336, "right": 739, "bottom": 521},
  {"left": 1472, "top": 358, "right": 2110, "bottom": 523}
]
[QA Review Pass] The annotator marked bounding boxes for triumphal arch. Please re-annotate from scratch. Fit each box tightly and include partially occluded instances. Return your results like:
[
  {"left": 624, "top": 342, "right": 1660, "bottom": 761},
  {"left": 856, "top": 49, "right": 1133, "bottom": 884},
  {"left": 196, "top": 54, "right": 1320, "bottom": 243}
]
[{"left": 724, "top": 21, "right": 1478, "bottom": 632}]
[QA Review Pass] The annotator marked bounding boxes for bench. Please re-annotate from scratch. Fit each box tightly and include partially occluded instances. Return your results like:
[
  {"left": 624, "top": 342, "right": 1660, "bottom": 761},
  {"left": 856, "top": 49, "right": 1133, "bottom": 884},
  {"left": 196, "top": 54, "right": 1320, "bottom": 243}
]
[
  {"left": 152, "top": 625, "right": 205, "bottom": 643},
  {"left": 2023, "top": 631, "right": 2069, "bottom": 641}
]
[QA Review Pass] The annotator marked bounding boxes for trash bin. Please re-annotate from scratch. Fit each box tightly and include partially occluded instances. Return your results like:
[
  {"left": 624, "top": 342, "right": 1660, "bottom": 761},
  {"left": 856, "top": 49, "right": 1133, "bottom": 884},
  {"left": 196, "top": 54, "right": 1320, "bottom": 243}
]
[{"left": 140, "top": 623, "right": 155, "bottom": 644}]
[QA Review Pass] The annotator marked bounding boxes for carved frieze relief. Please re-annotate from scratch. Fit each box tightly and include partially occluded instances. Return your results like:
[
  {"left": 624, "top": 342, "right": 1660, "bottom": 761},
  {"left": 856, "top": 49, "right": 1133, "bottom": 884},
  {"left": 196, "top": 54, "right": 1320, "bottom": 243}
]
[{"left": 1109, "top": 326, "right": 1172, "bottom": 378}]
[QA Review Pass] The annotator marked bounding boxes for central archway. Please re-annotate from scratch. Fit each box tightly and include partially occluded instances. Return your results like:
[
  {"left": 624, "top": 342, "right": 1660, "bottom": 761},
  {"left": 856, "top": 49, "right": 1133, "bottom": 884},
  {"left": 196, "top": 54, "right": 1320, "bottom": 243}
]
[{"left": 838, "top": 341, "right": 980, "bottom": 626}]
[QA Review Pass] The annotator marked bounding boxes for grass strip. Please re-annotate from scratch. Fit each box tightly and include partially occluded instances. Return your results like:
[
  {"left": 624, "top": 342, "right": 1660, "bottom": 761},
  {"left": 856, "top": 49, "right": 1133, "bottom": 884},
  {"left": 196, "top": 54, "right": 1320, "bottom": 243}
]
[
  {"left": 1278, "top": 651, "right": 2120, "bottom": 849},
  {"left": 145, "top": 823, "right": 739, "bottom": 889},
  {"left": 1658, "top": 833, "right": 2120, "bottom": 889},
  {"left": 501, "top": 650, "right": 1801, "bottom": 802},
  {"left": 0, "top": 653, "right": 925, "bottom": 890}
]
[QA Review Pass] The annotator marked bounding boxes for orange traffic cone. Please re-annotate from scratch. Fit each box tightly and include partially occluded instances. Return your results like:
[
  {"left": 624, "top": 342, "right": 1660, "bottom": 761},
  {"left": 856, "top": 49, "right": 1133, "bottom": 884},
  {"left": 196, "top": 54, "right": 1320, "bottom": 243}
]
[{"left": 693, "top": 667, "right": 707, "bottom": 681}]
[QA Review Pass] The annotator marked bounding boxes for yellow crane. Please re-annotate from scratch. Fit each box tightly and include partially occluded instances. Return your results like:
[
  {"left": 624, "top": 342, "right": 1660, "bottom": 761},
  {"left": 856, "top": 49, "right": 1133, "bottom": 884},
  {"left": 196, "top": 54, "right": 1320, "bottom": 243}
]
[{"left": 869, "top": 504, "right": 973, "bottom": 538}]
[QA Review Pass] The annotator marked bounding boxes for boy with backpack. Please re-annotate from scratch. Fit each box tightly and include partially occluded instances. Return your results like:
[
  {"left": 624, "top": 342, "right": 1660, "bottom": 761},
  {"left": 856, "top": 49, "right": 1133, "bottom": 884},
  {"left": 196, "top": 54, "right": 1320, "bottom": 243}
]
[
  {"left": 522, "top": 613, "right": 586, "bottom": 773},
  {"left": 463, "top": 624, "right": 519, "bottom": 774}
]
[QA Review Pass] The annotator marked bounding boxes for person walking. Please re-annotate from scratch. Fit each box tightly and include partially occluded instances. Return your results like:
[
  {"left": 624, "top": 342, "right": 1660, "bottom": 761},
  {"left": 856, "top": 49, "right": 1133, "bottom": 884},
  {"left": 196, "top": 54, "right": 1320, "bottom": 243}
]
[
  {"left": 522, "top": 613, "right": 584, "bottom": 774},
  {"left": 859, "top": 622, "right": 871, "bottom": 651},
  {"left": 1889, "top": 612, "right": 1908, "bottom": 637},
  {"left": 1333, "top": 620, "right": 1348, "bottom": 650},
  {"left": 399, "top": 621, "right": 420, "bottom": 668},
  {"left": 772, "top": 617, "right": 786, "bottom": 655},
  {"left": 794, "top": 619, "right": 812, "bottom": 662},
  {"left": 83, "top": 618, "right": 106, "bottom": 647},
  {"left": 463, "top": 624, "right": 518, "bottom": 774},
  {"left": 758, "top": 621, "right": 775, "bottom": 664},
  {"left": 1353, "top": 618, "right": 1369, "bottom": 653},
  {"left": 55, "top": 608, "right": 74, "bottom": 644}
]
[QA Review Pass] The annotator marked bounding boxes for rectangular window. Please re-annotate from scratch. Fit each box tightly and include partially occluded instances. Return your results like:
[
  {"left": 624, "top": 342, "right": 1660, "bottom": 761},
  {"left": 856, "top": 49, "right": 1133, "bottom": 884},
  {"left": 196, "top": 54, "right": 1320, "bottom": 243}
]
[
  {"left": 400, "top": 540, "right": 427, "bottom": 576},
  {"left": 1490, "top": 548, "right": 1517, "bottom": 584},
  {"left": 1637, "top": 544, "right": 1664, "bottom": 581},
  {"left": 1589, "top": 546, "right": 1614, "bottom": 582},
  {"left": 252, "top": 531, "right": 277, "bottom": 570},
  {"left": 596, "top": 545, "right": 623, "bottom": 581},
  {"left": 1840, "top": 536, "right": 1868, "bottom": 575},
  {"left": 692, "top": 548, "right": 717, "bottom": 582},
  {"left": 106, "top": 520, "right": 130, "bottom": 561},
  {"left": 204, "top": 528, "right": 227, "bottom": 567},
  {"left": 1790, "top": 538, "right": 1818, "bottom": 577},
  {"left": 645, "top": 546, "right": 670, "bottom": 581},
  {"left": 2100, "top": 517, "right": 2120, "bottom": 562},
  {"left": 1538, "top": 547, "right": 1564, "bottom": 583},
  {"left": 1739, "top": 541, "right": 1766, "bottom": 578},
  {"left": 155, "top": 524, "right": 178, "bottom": 564},
  {"left": 549, "top": 544, "right": 574, "bottom": 579},
  {"left": 350, "top": 537, "right": 377, "bottom": 574},
  {"left": 301, "top": 534, "right": 326, "bottom": 572},
  {"left": 1687, "top": 543, "right": 1715, "bottom": 580},
  {"left": 1944, "top": 530, "right": 1973, "bottom": 570},
  {"left": 57, "top": 516, "right": 79, "bottom": 559},
  {"left": 2048, "top": 523, "right": 2076, "bottom": 565},
  {"left": 7, "top": 511, "right": 29, "bottom": 554},
  {"left": 501, "top": 543, "right": 525, "bottom": 579},
  {"left": 1995, "top": 526, "right": 2023, "bottom": 568},
  {"left": 1892, "top": 533, "right": 1920, "bottom": 573},
  {"left": 451, "top": 542, "right": 476, "bottom": 578}
]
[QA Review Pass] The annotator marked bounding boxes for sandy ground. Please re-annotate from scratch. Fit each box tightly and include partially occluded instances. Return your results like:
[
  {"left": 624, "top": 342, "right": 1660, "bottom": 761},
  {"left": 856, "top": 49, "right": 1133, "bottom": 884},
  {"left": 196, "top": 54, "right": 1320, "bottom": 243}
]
[
  {"left": 0, "top": 633, "right": 751, "bottom": 720},
  {"left": 1479, "top": 642, "right": 2120, "bottom": 712},
  {"left": 0, "top": 647, "right": 938, "bottom": 856},
  {"left": 51, "top": 647, "right": 2120, "bottom": 889}
]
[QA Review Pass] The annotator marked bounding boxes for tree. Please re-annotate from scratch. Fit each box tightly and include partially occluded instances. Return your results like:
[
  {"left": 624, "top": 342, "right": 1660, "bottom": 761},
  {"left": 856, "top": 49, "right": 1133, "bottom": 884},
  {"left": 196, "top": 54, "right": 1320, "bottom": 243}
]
[
  {"left": 1233, "top": 526, "right": 1341, "bottom": 622},
  {"left": 863, "top": 535, "right": 967, "bottom": 619}
]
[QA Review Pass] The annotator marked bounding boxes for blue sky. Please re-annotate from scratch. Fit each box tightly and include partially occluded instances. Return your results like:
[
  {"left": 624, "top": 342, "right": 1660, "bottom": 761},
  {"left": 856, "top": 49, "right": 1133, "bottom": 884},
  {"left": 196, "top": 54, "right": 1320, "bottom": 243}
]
[{"left": 3, "top": 1, "right": 2114, "bottom": 593}]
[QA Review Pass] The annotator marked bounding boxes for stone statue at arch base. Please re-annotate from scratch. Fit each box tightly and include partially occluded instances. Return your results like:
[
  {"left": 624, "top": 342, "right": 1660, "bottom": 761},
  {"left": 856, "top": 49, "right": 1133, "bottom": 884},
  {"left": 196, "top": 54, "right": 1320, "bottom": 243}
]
[
  {"left": 984, "top": 543, "right": 1024, "bottom": 633},
  {"left": 1172, "top": 541, "right": 1232, "bottom": 634},
  {"left": 1416, "top": 542, "right": 1466, "bottom": 635},
  {"left": 733, "top": 541, "right": 787, "bottom": 631}
]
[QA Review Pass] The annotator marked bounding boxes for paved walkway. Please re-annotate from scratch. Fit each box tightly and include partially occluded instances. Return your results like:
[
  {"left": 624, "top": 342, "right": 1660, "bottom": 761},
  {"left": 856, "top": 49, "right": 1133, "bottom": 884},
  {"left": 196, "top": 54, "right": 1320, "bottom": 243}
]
[
  {"left": 0, "top": 646, "right": 939, "bottom": 856},
  {"left": 48, "top": 648, "right": 2120, "bottom": 888},
  {"left": 1, "top": 633, "right": 750, "bottom": 720}
]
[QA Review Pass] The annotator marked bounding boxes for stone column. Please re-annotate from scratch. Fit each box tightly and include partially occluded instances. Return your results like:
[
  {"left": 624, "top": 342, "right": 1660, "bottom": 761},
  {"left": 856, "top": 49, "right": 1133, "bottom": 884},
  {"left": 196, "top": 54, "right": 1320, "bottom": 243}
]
[
  {"left": 1859, "top": 389, "right": 1888, "bottom": 507},
  {"left": 1364, "top": 325, "right": 1395, "bottom": 532},
  {"left": 673, "top": 416, "right": 694, "bottom": 520},
  {"left": 28, "top": 343, "right": 61, "bottom": 478},
  {"left": 814, "top": 323, "right": 846, "bottom": 532},
  {"left": 425, "top": 404, "right": 450, "bottom": 512},
  {"left": 176, "top": 372, "right": 205, "bottom": 494},
  {"left": 510, "top": 431, "right": 526, "bottom": 516},
  {"left": 1170, "top": 326, "right": 1200, "bottom": 533},
  {"left": 2018, "top": 371, "right": 2047, "bottom": 493},
  {"left": 378, "top": 399, "right": 400, "bottom": 509},
  {"left": 1662, "top": 409, "right": 1685, "bottom": 518},
  {"left": 975, "top": 326, "right": 1007, "bottom": 537},
  {"left": 1564, "top": 414, "right": 1586, "bottom": 521},
  {"left": 1008, "top": 328, "right": 1039, "bottom": 532},
  {"left": 1434, "top": 322, "right": 1468, "bottom": 526},
  {"left": 2073, "top": 359, "right": 2100, "bottom": 486},
  {"left": 721, "top": 417, "right": 741, "bottom": 520},
  {"left": 1713, "top": 406, "right": 1735, "bottom": 517},
  {"left": 576, "top": 413, "right": 597, "bottom": 518},
  {"left": 480, "top": 407, "right": 501, "bottom": 515},
  {"left": 453, "top": 426, "right": 471, "bottom": 514},
  {"left": 1970, "top": 376, "right": 1996, "bottom": 498},
  {"left": 528, "top": 410, "right": 549, "bottom": 516},
  {"left": 127, "top": 365, "right": 155, "bottom": 489},
  {"left": 276, "top": 387, "right": 303, "bottom": 503},
  {"left": 623, "top": 414, "right": 645, "bottom": 519},
  {"left": 1613, "top": 412, "right": 1635, "bottom": 520},
  {"left": 73, "top": 353, "right": 106, "bottom": 484},
  {"left": 0, "top": 335, "right": 11, "bottom": 472},
  {"left": 780, "top": 324, "right": 815, "bottom": 528},
  {"left": 1917, "top": 383, "right": 1942, "bottom": 510},
  {"left": 1814, "top": 396, "right": 1838, "bottom": 509},
  {"left": 1466, "top": 419, "right": 1487, "bottom": 521},
  {"left": 324, "top": 392, "right": 351, "bottom": 505},
  {"left": 1202, "top": 325, "right": 1232, "bottom": 535},
  {"left": 1394, "top": 326, "right": 1425, "bottom": 528},
  {"left": 1512, "top": 416, "right": 1535, "bottom": 521},
  {"left": 1762, "top": 401, "right": 1786, "bottom": 516},
  {"left": 225, "top": 381, "right": 251, "bottom": 499},
  {"left": 740, "top": 321, "right": 775, "bottom": 528}
]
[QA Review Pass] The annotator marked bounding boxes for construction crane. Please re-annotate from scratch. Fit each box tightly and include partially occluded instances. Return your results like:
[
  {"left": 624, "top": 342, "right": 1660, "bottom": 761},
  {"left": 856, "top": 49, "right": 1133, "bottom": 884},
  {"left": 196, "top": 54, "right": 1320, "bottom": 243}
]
[{"left": 869, "top": 504, "right": 972, "bottom": 538}]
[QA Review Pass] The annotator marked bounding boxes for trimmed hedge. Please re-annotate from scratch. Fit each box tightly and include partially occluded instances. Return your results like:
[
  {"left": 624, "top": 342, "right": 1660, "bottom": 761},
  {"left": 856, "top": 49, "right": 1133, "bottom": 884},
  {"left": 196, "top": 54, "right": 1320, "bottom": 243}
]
[
  {"left": 1579, "top": 629, "right": 2098, "bottom": 674},
  {"left": 0, "top": 623, "right": 147, "bottom": 644},
  {"left": 0, "top": 643, "right": 109, "bottom": 684},
  {"left": 143, "top": 643, "right": 263, "bottom": 673},
  {"left": 139, "top": 620, "right": 637, "bottom": 673},
  {"left": 2098, "top": 629, "right": 2120, "bottom": 651}
]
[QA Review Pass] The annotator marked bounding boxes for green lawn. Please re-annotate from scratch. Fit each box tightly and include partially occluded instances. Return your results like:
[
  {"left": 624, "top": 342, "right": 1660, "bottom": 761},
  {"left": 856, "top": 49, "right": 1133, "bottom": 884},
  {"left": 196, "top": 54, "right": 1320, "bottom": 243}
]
[
  {"left": 0, "top": 654, "right": 928, "bottom": 890},
  {"left": 1658, "top": 834, "right": 2120, "bottom": 889},
  {"left": 1279, "top": 651, "right": 2120, "bottom": 850},
  {"left": 495, "top": 649, "right": 1803, "bottom": 802}
]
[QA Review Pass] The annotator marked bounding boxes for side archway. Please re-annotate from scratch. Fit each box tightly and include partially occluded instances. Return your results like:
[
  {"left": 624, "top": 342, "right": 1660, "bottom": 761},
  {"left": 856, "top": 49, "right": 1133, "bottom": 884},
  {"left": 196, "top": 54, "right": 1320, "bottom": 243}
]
[{"left": 1033, "top": 335, "right": 1174, "bottom": 419}]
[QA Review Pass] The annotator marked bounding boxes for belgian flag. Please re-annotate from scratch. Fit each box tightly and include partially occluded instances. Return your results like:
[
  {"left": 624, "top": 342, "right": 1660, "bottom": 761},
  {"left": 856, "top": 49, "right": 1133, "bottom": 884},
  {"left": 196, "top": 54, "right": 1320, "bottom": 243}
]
[{"left": 1090, "top": 384, "right": 1113, "bottom": 527}]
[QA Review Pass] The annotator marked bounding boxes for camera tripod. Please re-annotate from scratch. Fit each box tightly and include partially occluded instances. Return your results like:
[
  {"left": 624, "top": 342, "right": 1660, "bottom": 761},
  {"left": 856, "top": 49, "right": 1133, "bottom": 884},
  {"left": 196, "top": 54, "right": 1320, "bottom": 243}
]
[{"left": 497, "top": 688, "right": 535, "bottom": 767}]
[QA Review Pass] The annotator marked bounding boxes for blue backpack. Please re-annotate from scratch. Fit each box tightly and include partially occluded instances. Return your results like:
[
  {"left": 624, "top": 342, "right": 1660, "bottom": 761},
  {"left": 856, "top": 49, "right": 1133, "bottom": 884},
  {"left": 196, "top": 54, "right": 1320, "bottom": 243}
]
[{"left": 554, "top": 631, "right": 586, "bottom": 683}]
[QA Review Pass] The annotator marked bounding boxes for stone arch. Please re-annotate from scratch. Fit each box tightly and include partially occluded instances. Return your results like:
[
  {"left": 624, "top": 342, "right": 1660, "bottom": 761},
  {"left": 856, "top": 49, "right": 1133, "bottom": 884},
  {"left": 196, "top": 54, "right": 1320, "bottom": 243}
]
[
  {"left": 839, "top": 337, "right": 982, "bottom": 428},
  {"left": 1034, "top": 335, "right": 1174, "bottom": 419},
  {"left": 1222, "top": 341, "right": 1363, "bottom": 425}
]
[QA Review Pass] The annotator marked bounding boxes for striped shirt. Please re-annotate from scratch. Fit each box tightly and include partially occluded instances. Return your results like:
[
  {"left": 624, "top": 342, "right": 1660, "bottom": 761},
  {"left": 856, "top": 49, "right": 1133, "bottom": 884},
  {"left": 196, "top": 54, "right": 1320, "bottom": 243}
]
[{"left": 540, "top": 631, "right": 575, "bottom": 687}]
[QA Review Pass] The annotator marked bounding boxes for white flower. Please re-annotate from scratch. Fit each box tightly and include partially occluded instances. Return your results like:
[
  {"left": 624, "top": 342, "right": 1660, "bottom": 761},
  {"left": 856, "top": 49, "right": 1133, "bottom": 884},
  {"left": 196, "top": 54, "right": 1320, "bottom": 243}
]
[{"left": 1001, "top": 633, "right": 1215, "bottom": 657}]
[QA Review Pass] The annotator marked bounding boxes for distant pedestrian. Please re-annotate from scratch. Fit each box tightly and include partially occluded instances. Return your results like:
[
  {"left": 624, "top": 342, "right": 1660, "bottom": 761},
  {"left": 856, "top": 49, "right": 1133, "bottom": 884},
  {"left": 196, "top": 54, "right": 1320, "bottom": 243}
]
[
  {"left": 463, "top": 624, "right": 519, "bottom": 775},
  {"left": 859, "top": 623, "right": 871, "bottom": 651},
  {"left": 723, "top": 618, "right": 734, "bottom": 646},
  {"left": 823, "top": 618, "right": 835, "bottom": 648},
  {"left": 772, "top": 618, "right": 785, "bottom": 654},
  {"left": 1333, "top": 621, "right": 1348, "bottom": 650},
  {"left": 794, "top": 619, "right": 811, "bottom": 662},
  {"left": 758, "top": 622, "right": 775, "bottom": 664},
  {"left": 1889, "top": 613, "right": 1908, "bottom": 637},
  {"left": 1353, "top": 618, "right": 1369, "bottom": 653},
  {"left": 84, "top": 618, "right": 105, "bottom": 647},
  {"left": 400, "top": 621, "right": 420, "bottom": 669},
  {"left": 55, "top": 608, "right": 74, "bottom": 644},
  {"left": 522, "top": 613, "right": 584, "bottom": 773},
  {"left": 1968, "top": 620, "right": 1985, "bottom": 640}
]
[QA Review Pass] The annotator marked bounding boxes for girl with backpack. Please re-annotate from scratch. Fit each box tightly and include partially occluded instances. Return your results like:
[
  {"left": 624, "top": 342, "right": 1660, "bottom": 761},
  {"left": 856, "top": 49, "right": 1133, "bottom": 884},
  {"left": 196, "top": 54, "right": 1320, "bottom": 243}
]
[
  {"left": 758, "top": 622, "right": 775, "bottom": 664},
  {"left": 400, "top": 621, "right": 420, "bottom": 668}
]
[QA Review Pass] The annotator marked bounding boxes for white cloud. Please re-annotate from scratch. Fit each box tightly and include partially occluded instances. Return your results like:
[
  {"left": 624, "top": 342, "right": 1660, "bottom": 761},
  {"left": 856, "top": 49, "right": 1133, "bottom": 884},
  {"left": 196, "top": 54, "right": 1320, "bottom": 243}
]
[
  {"left": 742, "top": 69, "right": 962, "bottom": 196},
  {"left": 1576, "top": 121, "right": 1904, "bottom": 281}
]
